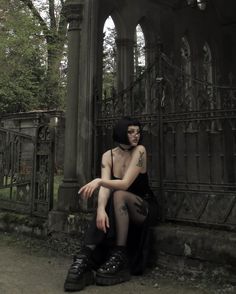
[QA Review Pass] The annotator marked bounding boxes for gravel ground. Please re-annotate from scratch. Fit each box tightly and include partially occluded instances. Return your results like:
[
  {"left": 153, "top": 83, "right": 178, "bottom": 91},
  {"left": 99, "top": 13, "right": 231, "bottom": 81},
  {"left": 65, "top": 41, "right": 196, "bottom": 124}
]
[{"left": 0, "top": 231, "right": 235, "bottom": 294}]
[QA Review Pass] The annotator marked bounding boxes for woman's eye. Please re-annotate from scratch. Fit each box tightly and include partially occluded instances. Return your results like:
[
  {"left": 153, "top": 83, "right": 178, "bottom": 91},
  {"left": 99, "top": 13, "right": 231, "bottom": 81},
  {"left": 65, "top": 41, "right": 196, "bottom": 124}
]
[{"left": 128, "top": 130, "right": 140, "bottom": 135}]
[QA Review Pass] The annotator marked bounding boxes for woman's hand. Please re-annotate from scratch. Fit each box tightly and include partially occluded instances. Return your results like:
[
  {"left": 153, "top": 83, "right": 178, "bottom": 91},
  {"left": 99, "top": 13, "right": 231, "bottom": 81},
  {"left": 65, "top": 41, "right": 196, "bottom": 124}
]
[
  {"left": 78, "top": 178, "right": 102, "bottom": 199},
  {"left": 96, "top": 207, "right": 110, "bottom": 233}
]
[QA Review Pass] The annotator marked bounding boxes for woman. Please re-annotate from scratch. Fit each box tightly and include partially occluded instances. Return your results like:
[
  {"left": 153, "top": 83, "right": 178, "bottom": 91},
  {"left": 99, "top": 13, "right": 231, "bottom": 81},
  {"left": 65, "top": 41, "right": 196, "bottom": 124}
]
[{"left": 64, "top": 117, "right": 159, "bottom": 292}]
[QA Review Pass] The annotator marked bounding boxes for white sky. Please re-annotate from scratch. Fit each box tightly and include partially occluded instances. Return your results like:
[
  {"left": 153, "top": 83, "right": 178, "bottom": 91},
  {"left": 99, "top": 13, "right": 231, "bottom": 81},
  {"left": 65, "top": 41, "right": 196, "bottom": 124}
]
[{"left": 103, "top": 16, "right": 114, "bottom": 32}]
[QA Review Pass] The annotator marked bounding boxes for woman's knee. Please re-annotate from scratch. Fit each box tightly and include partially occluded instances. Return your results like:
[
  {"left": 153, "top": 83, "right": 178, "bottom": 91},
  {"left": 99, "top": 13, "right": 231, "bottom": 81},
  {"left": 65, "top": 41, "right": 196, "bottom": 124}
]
[{"left": 113, "top": 190, "right": 126, "bottom": 205}]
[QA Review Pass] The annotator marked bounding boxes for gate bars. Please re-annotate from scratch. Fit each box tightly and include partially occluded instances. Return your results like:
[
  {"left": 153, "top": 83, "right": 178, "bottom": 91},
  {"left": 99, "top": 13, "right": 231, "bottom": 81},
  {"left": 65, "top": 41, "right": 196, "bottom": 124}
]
[
  {"left": 0, "top": 125, "right": 54, "bottom": 217},
  {"left": 95, "top": 52, "right": 236, "bottom": 231}
]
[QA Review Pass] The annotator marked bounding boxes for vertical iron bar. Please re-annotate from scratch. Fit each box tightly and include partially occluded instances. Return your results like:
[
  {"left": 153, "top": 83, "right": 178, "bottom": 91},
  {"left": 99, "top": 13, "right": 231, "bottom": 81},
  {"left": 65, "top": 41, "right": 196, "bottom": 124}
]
[
  {"left": 31, "top": 136, "right": 37, "bottom": 216},
  {"left": 195, "top": 130, "right": 200, "bottom": 186},
  {"left": 220, "top": 125, "right": 225, "bottom": 184},
  {"left": 184, "top": 129, "right": 188, "bottom": 183},
  {"left": 10, "top": 135, "right": 14, "bottom": 200},
  {"left": 207, "top": 131, "right": 213, "bottom": 184},
  {"left": 173, "top": 127, "right": 177, "bottom": 181},
  {"left": 49, "top": 127, "right": 55, "bottom": 211},
  {"left": 157, "top": 45, "right": 165, "bottom": 221}
]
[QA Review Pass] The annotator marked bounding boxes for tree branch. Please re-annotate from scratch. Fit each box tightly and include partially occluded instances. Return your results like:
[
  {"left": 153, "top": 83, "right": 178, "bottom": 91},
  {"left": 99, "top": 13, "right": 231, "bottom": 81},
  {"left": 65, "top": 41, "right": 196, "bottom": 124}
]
[
  {"left": 58, "top": 1, "right": 67, "bottom": 41},
  {"left": 20, "top": 0, "right": 50, "bottom": 35},
  {"left": 49, "top": 0, "right": 56, "bottom": 30}
]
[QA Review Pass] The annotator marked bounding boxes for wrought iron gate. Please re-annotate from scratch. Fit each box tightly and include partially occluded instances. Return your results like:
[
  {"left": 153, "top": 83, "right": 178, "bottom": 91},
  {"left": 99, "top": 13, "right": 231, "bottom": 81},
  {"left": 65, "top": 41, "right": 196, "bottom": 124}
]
[
  {"left": 0, "top": 125, "right": 54, "bottom": 217},
  {"left": 95, "top": 53, "right": 236, "bottom": 231}
]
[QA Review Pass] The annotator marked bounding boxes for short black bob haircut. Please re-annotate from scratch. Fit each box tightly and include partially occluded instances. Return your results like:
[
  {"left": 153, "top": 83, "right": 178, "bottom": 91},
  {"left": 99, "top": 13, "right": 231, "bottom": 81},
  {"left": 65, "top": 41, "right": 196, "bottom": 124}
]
[{"left": 112, "top": 116, "right": 142, "bottom": 145}]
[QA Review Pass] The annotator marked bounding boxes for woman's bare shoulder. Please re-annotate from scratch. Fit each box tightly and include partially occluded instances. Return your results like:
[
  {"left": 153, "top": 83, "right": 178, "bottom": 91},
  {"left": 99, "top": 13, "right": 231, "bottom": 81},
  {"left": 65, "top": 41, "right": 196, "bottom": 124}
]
[
  {"left": 133, "top": 144, "right": 146, "bottom": 153},
  {"left": 102, "top": 149, "right": 116, "bottom": 164}
]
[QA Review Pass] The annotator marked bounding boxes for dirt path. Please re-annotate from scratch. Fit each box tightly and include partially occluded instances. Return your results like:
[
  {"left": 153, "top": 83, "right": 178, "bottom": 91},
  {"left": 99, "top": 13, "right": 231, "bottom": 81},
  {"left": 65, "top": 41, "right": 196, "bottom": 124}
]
[{"left": 0, "top": 232, "right": 235, "bottom": 294}]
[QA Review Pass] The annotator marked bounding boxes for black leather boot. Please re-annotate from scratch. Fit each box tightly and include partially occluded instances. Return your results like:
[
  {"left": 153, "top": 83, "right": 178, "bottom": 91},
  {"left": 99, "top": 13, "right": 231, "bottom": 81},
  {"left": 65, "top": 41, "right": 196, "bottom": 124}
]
[
  {"left": 96, "top": 246, "right": 130, "bottom": 286},
  {"left": 64, "top": 247, "right": 94, "bottom": 292}
]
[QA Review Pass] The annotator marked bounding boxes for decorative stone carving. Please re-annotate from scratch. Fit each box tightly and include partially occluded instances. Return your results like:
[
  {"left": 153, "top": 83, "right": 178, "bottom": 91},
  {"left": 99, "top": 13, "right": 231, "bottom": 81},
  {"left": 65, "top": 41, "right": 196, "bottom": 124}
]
[{"left": 65, "top": 0, "right": 84, "bottom": 30}]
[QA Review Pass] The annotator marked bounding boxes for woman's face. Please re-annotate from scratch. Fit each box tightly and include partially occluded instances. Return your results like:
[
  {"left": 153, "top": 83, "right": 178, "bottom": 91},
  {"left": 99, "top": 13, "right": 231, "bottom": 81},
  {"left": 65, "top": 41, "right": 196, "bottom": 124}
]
[{"left": 127, "top": 125, "right": 140, "bottom": 146}]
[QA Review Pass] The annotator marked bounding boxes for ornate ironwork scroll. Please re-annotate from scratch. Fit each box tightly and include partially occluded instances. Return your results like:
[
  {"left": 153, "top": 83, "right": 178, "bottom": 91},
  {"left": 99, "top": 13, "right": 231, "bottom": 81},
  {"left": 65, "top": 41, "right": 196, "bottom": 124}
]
[
  {"left": 33, "top": 125, "right": 54, "bottom": 217},
  {"left": 0, "top": 128, "right": 34, "bottom": 213},
  {"left": 0, "top": 125, "right": 54, "bottom": 217}
]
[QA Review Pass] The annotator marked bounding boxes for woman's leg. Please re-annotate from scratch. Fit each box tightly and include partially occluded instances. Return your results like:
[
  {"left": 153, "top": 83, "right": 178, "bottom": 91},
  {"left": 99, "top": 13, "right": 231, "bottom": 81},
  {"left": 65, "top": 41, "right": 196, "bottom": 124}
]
[
  {"left": 113, "top": 190, "right": 148, "bottom": 246},
  {"left": 96, "top": 190, "right": 148, "bottom": 286},
  {"left": 64, "top": 216, "right": 100, "bottom": 291}
]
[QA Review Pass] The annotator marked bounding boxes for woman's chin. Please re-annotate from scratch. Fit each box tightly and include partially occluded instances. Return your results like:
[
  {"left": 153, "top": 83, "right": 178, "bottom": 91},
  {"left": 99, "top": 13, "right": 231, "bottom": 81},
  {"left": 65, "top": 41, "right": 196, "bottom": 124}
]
[{"left": 131, "top": 142, "right": 138, "bottom": 146}]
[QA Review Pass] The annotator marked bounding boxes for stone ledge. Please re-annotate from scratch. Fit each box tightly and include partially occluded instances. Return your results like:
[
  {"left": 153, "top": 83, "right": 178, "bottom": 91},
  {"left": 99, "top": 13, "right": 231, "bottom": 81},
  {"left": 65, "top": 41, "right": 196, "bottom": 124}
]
[
  {"left": 48, "top": 209, "right": 93, "bottom": 236},
  {"left": 1, "top": 210, "right": 236, "bottom": 284},
  {"left": 150, "top": 223, "right": 236, "bottom": 281},
  {"left": 0, "top": 211, "right": 48, "bottom": 237}
]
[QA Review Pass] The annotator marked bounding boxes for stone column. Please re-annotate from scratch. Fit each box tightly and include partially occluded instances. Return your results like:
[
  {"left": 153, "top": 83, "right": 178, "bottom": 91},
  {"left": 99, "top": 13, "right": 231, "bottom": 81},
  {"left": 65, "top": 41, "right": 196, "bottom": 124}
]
[
  {"left": 76, "top": 0, "right": 99, "bottom": 211},
  {"left": 116, "top": 38, "right": 134, "bottom": 92},
  {"left": 56, "top": 1, "right": 84, "bottom": 212}
]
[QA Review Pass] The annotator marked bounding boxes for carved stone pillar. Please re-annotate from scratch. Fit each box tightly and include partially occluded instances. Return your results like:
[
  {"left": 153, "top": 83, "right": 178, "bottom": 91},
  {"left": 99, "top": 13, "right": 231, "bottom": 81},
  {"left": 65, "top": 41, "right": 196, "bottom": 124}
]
[
  {"left": 116, "top": 38, "right": 134, "bottom": 93},
  {"left": 56, "top": 1, "right": 84, "bottom": 213},
  {"left": 48, "top": 1, "right": 85, "bottom": 233}
]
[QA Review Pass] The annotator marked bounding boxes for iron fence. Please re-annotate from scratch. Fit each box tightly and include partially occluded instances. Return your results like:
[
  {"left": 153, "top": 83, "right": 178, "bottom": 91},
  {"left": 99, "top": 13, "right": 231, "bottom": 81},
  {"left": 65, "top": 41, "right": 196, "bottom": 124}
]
[
  {"left": 0, "top": 125, "right": 54, "bottom": 217},
  {"left": 95, "top": 53, "right": 236, "bottom": 231}
]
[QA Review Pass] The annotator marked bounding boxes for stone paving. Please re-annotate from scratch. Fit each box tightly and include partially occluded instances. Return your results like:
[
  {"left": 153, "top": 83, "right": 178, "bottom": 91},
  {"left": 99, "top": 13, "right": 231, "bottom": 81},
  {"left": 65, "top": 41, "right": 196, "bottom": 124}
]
[{"left": 0, "top": 232, "right": 235, "bottom": 294}]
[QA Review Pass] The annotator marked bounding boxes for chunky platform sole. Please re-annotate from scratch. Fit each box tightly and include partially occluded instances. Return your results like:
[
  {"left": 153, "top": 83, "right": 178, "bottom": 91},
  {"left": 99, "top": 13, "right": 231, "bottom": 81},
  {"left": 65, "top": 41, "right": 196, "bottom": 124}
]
[
  {"left": 64, "top": 271, "right": 94, "bottom": 292},
  {"left": 96, "top": 270, "right": 131, "bottom": 286}
]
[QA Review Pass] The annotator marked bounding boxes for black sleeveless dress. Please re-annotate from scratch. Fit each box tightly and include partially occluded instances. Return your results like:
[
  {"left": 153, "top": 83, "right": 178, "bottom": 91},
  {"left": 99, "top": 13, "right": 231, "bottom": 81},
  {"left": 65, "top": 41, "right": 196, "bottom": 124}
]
[{"left": 84, "top": 149, "right": 159, "bottom": 275}]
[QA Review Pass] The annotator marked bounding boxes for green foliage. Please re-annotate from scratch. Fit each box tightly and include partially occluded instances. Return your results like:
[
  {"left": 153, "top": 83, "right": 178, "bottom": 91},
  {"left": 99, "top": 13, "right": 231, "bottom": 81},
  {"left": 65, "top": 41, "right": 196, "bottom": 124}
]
[
  {"left": 102, "top": 20, "right": 146, "bottom": 99},
  {"left": 134, "top": 24, "right": 146, "bottom": 76},
  {"left": 0, "top": 0, "right": 46, "bottom": 113},
  {"left": 103, "top": 26, "right": 117, "bottom": 99},
  {"left": 0, "top": 0, "right": 67, "bottom": 114}
]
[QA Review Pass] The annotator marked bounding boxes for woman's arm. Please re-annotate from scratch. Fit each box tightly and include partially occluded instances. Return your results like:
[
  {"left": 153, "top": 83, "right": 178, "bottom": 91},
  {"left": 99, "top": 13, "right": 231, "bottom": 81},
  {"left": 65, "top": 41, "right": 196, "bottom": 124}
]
[
  {"left": 79, "top": 145, "right": 147, "bottom": 198},
  {"left": 96, "top": 152, "right": 111, "bottom": 233},
  {"left": 101, "top": 145, "right": 146, "bottom": 190},
  {"left": 97, "top": 152, "right": 112, "bottom": 210}
]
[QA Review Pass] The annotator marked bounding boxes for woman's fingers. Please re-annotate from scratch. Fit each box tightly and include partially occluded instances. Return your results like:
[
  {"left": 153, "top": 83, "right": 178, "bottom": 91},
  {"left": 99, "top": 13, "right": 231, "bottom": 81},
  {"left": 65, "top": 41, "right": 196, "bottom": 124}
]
[
  {"left": 96, "top": 214, "right": 108, "bottom": 233},
  {"left": 79, "top": 184, "right": 96, "bottom": 199},
  {"left": 97, "top": 219, "right": 106, "bottom": 233},
  {"left": 79, "top": 186, "right": 90, "bottom": 199}
]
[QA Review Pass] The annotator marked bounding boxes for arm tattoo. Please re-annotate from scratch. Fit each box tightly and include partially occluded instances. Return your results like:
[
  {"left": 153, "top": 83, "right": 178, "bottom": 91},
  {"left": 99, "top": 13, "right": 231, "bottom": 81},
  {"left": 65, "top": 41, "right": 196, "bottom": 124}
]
[
  {"left": 101, "top": 162, "right": 105, "bottom": 168},
  {"left": 136, "top": 151, "right": 144, "bottom": 167}
]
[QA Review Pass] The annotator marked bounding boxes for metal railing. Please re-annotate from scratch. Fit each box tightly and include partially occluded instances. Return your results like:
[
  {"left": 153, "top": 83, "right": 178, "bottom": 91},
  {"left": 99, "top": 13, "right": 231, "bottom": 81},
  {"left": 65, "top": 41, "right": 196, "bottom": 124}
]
[
  {"left": 95, "top": 52, "right": 236, "bottom": 231},
  {"left": 0, "top": 125, "right": 54, "bottom": 217}
]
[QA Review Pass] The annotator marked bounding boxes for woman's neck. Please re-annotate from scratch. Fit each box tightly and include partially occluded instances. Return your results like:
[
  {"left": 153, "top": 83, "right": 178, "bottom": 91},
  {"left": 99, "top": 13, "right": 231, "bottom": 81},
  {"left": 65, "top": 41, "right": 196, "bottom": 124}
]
[{"left": 118, "top": 144, "right": 133, "bottom": 151}]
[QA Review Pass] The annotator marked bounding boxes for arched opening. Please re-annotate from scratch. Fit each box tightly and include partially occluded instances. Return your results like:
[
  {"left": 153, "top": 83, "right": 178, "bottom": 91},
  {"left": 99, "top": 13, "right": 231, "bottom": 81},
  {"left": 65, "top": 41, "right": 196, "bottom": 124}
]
[
  {"left": 102, "top": 16, "right": 117, "bottom": 99},
  {"left": 134, "top": 24, "right": 146, "bottom": 77}
]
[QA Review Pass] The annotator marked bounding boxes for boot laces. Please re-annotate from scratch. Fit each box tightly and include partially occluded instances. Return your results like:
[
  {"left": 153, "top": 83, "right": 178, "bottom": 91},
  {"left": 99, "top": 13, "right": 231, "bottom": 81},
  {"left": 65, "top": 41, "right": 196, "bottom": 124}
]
[
  {"left": 70, "top": 255, "right": 89, "bottom": 273},
  {"left": 102, "top": 250, "right": 126, "bottom": 270}
]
